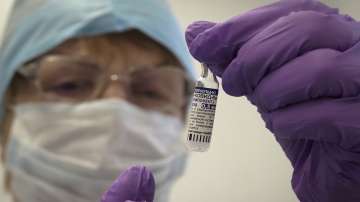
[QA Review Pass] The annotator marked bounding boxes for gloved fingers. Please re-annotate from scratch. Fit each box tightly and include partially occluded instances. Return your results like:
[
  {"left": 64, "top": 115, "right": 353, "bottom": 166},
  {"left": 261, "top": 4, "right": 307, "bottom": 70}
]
[
  {"left": 251, "top": 48, "right": 360, "bottom": 112},
  {"left": 185, "top": 0, "right": 338, "bottom": 76},
  {"left": 101, "top": 166, "right": 155, "bottom": 202},
  {"left": 264, "top": 97, "right": 360, "bottom": 151},
  {"left": 185, "top": 21, "right": 216, "bottom": 47},
  {"left": 185, "top": 21, "right": 224, "bottom": 76},
  {"left": 221, "top": 11, "right": 360, "bottom": 96}
]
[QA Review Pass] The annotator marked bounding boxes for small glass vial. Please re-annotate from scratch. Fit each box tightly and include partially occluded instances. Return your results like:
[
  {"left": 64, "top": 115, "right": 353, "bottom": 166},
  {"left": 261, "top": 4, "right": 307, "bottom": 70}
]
[{"left": 186, "top": 64, "right": 219, "bottom": 152}]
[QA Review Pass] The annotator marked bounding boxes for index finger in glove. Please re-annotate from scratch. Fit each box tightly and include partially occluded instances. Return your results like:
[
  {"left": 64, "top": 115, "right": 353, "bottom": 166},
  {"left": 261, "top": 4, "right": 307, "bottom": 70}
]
[
  {"left": 101, "top": 166, "right": 155, "bottom": 202},
  {"left": 221, "top": 11, "right": 360, "bottom": 96}
]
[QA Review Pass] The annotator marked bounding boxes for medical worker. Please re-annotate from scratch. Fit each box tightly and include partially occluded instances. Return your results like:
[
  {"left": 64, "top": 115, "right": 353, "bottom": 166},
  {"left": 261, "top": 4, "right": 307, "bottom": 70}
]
[
  {"left": 186, "top": 0, "right": 360, "bottom": 202},
  {"left": 0, "top": 0, "right": 194, "bottom": 202},
  {"left": 2, "top": 0, "right": 360, "bottom": 202}
]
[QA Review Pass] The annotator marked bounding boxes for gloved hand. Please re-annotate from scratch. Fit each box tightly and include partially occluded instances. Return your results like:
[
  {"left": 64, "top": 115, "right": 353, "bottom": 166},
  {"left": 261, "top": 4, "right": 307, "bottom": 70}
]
[
  {"left": 186, "top": 0, "right": 360, "bottom": 201},
  {"left": 101, "top": 166, "right": 155, "bottom": 202}
]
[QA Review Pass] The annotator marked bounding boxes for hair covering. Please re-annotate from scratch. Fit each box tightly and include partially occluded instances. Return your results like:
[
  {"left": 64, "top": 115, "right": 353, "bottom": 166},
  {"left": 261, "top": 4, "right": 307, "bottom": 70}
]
[{"left": 0, "top": 0, "right": 196, "bottom": 120}]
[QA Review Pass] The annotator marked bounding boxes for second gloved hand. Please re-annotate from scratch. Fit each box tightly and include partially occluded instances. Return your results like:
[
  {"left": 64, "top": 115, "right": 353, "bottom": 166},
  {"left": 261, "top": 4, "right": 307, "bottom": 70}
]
[{"left": 101, "top": 166, "right": 155, "bottom": 202}]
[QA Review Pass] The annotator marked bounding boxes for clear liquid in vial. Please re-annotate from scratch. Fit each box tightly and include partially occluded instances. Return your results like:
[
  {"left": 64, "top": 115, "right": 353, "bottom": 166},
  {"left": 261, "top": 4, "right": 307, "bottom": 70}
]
[{"left": 185, "top": 64, "right": 219, "bottom": 152}]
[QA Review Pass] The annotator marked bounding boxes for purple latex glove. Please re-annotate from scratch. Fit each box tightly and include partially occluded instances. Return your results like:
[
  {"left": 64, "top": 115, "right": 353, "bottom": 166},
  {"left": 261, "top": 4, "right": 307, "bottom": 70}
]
[
  {"left": 101, "top": 166, "right": 155, "bottom": 202},
  {"left": 186, "top": 0, "right": 360, "bottom": 202}
]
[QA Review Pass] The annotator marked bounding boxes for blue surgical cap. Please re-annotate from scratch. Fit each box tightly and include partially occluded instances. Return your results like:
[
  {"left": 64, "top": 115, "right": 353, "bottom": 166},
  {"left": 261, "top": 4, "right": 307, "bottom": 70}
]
[{"left": 0, "top": 0, "right": 196, "bottom": 120}]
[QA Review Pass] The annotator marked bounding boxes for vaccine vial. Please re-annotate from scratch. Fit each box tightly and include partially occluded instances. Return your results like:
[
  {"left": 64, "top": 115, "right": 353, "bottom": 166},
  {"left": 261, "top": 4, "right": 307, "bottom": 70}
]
[{"left": 186, "top": 64, "right": 219, "bottom": 152}]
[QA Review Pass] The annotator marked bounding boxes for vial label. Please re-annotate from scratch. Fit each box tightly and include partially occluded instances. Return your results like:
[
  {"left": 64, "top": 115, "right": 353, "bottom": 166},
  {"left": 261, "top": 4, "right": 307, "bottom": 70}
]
[{"left": 187, "top": 87, "right": 218, "bottom": 146}]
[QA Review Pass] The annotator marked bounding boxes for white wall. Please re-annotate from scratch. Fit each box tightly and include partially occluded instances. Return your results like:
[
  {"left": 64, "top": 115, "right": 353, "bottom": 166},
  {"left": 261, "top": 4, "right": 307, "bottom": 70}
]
[
  {"left": 0, "top": 1, "right": 358, "bottom": 202},
  {"left": 326, "top": 0, "right": 360, "bottom": 19},
  {"left": 0, "top": 0, "right": 13, "bottom": 46}
]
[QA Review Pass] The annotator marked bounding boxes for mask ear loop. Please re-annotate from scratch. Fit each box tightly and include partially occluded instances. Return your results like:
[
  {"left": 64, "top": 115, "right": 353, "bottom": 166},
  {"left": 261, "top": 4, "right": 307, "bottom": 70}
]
[
  {"left": 1, "top": 59, "right": 39, "bottom": 149},
  {"left": 2, "top": 62, "right": 39, "bottom": 147},
  {"left": 1, "top": 69, "right": 19, "bottom": 161},
  {"left": 1, "top": 88, "right": 13, "bottom": 146}
]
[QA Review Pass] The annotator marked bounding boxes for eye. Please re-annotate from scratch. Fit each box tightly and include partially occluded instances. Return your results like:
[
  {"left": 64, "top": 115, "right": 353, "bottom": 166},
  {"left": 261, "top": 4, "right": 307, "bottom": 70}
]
[
  {"left": 132, "top": 82, "right": 164, "bottom": 100},
  {"left": 46, "top": 79, "right": 95, "bottom": 98}
]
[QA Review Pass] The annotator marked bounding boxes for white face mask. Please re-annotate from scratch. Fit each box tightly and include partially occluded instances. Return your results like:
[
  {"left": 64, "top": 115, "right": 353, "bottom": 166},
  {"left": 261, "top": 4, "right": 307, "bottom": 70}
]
[{"left": 5, "top": 99, "right": 188, "bottom": 202}]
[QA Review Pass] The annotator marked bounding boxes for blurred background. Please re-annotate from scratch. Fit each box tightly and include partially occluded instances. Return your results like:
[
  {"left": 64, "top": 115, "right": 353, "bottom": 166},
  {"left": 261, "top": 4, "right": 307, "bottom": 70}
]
[{"left": 0, "top": 0, "right": 358, "bottom": 202}]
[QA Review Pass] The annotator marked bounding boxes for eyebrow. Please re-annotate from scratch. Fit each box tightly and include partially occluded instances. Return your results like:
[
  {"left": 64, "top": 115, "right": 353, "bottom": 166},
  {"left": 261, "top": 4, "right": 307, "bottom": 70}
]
[
  {"left": 50, "top": 52, "right": 104, "bottom": 68},
  {"left": 49, "top": 42, "right": 183, "bottom": 74}
]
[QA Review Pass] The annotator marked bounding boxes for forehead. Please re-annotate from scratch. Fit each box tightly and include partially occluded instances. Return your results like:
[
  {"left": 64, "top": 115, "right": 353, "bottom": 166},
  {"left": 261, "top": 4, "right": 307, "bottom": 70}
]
[{"left": 49, "top": 31, "right": 179, "bottom": 71}]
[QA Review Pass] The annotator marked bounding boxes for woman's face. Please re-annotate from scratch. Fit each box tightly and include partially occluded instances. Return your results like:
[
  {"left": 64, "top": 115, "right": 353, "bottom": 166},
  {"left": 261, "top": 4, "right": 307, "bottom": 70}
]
[{"left": 1, "top": 31, "right": 189, "bottom": 149}]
